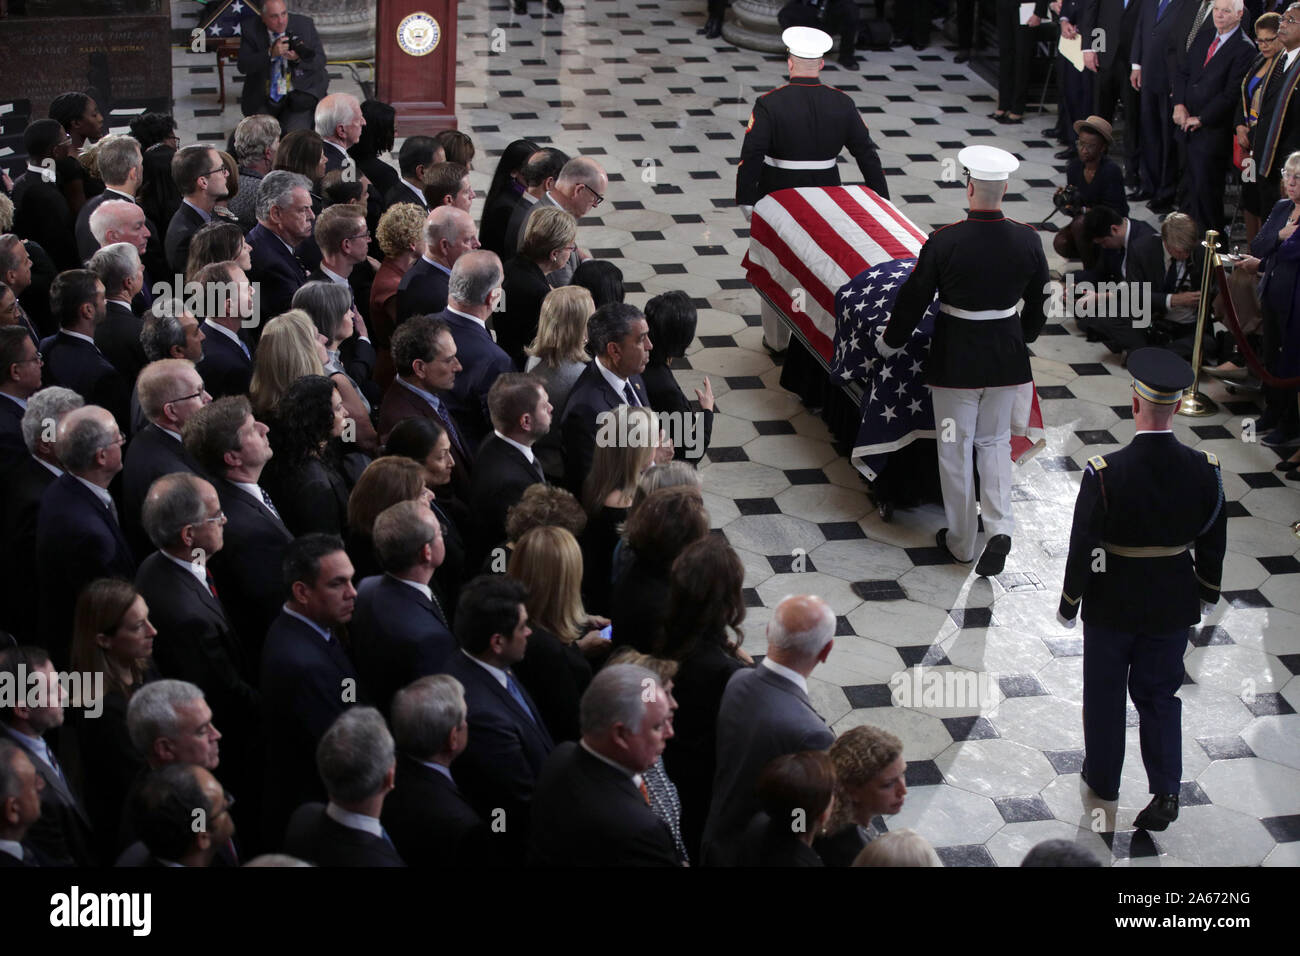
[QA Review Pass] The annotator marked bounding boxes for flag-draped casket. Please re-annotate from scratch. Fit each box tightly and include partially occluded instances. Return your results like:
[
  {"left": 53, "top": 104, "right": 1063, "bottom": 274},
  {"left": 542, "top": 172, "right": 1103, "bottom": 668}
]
[{"left": 742, "top": 185, "right": 1045, "bottom": 481}]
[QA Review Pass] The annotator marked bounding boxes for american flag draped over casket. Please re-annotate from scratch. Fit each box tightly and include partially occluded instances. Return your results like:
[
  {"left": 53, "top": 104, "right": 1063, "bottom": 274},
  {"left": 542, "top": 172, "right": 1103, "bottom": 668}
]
[{"left": 742, "top": 186, "right": 1045, "bottom": 482}]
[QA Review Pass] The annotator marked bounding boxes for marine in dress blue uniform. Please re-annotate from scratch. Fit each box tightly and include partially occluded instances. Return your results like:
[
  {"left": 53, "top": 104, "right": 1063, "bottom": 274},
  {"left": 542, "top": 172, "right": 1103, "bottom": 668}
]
[
  {"left": 1057, "top": 348, "right": 1226, "bottom": 831},
  {"left": 737, "top": 27, "right": 889, "bottom": 353},
  {"left": 876, "top": 145, "right": 1051, "bottom": 576}
]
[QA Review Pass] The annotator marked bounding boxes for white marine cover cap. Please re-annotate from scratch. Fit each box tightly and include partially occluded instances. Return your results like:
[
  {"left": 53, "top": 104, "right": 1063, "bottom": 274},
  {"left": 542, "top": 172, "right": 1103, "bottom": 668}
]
[
  {"left": 957, "top": 144, "right": 1020, "bottom": 182},
  {"left": 782, "top": 26, "right": 834, "bottom": 59}
]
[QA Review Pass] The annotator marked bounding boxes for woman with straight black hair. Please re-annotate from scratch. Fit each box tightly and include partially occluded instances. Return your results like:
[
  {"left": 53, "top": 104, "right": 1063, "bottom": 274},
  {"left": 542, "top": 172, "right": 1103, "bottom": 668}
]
[
  {"left": 642, "top": 290, "right": 715, "bottom": 463},
  {"left": 480, "top": 138, "right": 539, "bottom": 257}
]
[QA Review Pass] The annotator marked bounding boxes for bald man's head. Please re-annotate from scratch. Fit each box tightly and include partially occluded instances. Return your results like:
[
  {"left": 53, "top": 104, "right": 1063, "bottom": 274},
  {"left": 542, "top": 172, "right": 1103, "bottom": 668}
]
[{"left": 766, "top": 594, "right": 836, "bottom": 672}]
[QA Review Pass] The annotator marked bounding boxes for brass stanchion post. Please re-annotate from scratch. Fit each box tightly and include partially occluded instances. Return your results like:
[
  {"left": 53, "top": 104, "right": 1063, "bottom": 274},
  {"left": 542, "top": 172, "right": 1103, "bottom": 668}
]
[{"left": 1178, "top": 229, "right": 1220, "bottom": 417}]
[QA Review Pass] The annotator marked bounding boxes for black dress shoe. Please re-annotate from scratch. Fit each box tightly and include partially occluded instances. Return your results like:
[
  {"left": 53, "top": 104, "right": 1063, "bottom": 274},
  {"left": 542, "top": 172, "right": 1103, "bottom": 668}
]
[
  {"left": 1147, "top": 198, "right": 1175, "bottom": 214},
  {"left": 1275, "top": 457, "right": 1300, "bottom": 471},
  {"left": 838, "top": 55, "right": 861, "bottom": 70},
  {"left": 546, "top": 0, "right": 564, "bottom": 11},
  {"left": 1055, "top": 147, "right": 1076, "bottom": 160},
  {"left": 1127, "top": 188, "right": 1152, "bottom": 201},
  {"left": 955, "top": 51, "right": 971, "bottom": 63},
  {"left": 1133, "top": 794, "right": 1179, "bottom": 831},
  {"left": 975, "top": 534, "right": 1011, "bottom": 577},
  {"left": 513, "top": 0, "right": 526, "bottom": 11}
]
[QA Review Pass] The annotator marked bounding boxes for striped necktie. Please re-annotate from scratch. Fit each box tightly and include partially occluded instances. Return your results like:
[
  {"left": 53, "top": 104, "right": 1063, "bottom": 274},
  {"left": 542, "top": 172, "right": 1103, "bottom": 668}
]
[{"left": 1185, "top": 0, "right": 1212, "bottom": 52}]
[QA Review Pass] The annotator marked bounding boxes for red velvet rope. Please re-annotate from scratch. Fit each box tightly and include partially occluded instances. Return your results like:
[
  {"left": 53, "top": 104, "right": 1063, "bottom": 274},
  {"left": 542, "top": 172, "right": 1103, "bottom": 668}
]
[{"left": 1214, "top": 262, "right": 1300, "bottom": 391}]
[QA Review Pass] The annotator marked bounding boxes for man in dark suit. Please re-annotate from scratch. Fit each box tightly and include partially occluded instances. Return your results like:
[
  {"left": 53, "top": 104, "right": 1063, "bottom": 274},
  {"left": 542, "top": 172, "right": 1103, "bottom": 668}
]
[
  {"left": 0, "top": 236, "right": 43, "bottom": 346},
  {"left": 284, "top": 707, "right": 404, "bottom": 865},
  {"left": 0, "top": 646, "right": 97, "bottom": 865},
  {"left": 0, "top": 387, "right": 83, "bottom": 644},
  {"left": 1080, "top": 0, "right": 1145, "bottom": 180},
  {"left": 1131, "top": 0, "right": 1198, "bottom": 208},
  {"left": 396, "top": 206, "right": 480, "bottom": 322},
  {"left": 0, "top": 327, "right": 44, "bottom": 472},
  {"left": 440, "top": 575, "right": 554, "bottom": 861},
  {"left": 136, "top": 477, "right": 258, "bottom": 770},
  {"left": 382, "top": 674, "right": 490, "bottom": 867},
  {"left": 1081, "top": 206, "right": 1206, "bottom": 354},
  {"left": 35, "top": 405, "right": 136, "bottom": 664},
  {"left": 383, "top": 136, "right": 441, "bottom": 212},
  {"left": 1059, "top": 349, "right": 1226, "bottom": 831},
  {"left": 378, "top": 315, "right": 475, "bottom": 503},
  {"left": 129, "top": 764, "right": 235, "bottom": 867},
  {"left": 183, "top": 396, "right": 293, "bottom": 671},
  {"left": 560, "top": 301, "right": 654, "bottom": 492},
  {"left": 1172, "top": 1, "right": 1256, "bottom": 231},
  {"left": 74, "top": 135, "right": 160, "bottom": 276},
  {"left": 87, "top": 243, "right": 148, "bottom": 383},
  {"left": 193, "top": 262, "right": 255, "bottom": 400},
  {"left": 247, "top": 171, "right": 315, "bottom": 322},
  {"left": 238, "top": 0, "right": 330, "bottom": 133},
  {"left": 0, "top": 739, "right": 44, "bottom": 867},
  {"left": 38, "top": 270, "right": 131, "bottom": 432},
  {"left": 11, "top": 119, "right": 78, "bottom": 272},
  {"left": 501, "top": 148, "right": 569, "bottom": 256},
  {"left": 470, "top": 373, "right": 551, "bottom": 564},
  {"left": 438, "top": 250, "right": 513, "bottom": 448},
  {"left": 352, "top": 502, "right": 455, "bottom": 716},
  {"left": 529, "top": 664, "right": 681, "bottom": 866},
  {"left": 701, "top": 594, "right": 836, "bottom": 866},
  {"left": 122, "top": 360, "right": 209, "bottom": 557},
  {"left": 315, "top": 93, "right": 364, "bottom": 176},
  {"left": 260, "top": 533, "right": 362, "bottom": 844},
  {"left": 85, "top": 198, "right": 160, "bottom": 316},
  {"left": 165, "top": 146, "right": 230, "bottom": 275}
]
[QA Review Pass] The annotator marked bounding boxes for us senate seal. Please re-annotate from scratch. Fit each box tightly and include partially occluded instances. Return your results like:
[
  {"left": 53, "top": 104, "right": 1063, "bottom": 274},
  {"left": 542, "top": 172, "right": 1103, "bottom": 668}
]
[{"left": 397, "top": 12, "right": 441, "bottom": 56}]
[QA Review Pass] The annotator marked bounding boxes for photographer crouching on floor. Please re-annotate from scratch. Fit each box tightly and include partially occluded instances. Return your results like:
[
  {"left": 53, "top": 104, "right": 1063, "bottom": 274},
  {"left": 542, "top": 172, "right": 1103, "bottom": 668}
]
[{"left": 1052, "top": 116, "right": 1128, "bottom": 273}]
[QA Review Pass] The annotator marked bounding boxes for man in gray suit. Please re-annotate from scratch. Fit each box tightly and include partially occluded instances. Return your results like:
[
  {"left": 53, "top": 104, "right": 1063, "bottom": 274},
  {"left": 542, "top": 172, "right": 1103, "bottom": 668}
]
[
  {"left": 700, "top": 594, "right": 836, "bottom": 866},
  {"left": 514, "top": 157, "right": 607, "bottom": 287}
]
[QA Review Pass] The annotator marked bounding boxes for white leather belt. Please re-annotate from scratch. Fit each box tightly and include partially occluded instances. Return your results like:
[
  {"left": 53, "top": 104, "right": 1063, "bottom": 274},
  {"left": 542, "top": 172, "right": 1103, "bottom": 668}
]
[
  {"left": 938, "top": 304, "right": 1017, "bottom": 321},
  {"left": 764, "top": 156, "right": 836, "bottom": 170}
]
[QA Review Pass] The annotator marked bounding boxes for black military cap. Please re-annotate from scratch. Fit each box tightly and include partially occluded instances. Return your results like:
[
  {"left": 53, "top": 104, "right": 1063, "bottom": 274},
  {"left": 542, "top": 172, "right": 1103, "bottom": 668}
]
[{"left": 1129, "top": 347, "right": 1193, "bottom": 405}]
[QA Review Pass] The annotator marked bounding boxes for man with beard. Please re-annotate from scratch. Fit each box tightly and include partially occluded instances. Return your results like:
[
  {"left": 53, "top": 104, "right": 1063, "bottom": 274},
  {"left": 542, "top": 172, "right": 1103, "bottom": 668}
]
[{"left": 165, "top": 147, "right": 232, "bottom": 274}]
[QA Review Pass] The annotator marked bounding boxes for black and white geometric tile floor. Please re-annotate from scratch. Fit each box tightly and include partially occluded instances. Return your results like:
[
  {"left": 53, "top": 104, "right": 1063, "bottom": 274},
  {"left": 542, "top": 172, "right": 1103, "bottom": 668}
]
[{"left": 161, "top": 0, "right": 1300, "bottom": 866}]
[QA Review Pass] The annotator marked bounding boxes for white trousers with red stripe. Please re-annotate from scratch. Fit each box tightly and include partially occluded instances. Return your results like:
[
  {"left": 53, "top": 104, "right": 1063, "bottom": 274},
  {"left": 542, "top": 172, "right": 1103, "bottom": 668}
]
[{"left": 930, "top": 385, "right": 1019, "bottom": 563}]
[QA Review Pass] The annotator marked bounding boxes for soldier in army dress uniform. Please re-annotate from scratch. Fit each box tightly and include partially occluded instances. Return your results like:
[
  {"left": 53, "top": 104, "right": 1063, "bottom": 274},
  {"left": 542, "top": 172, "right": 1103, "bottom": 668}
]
[{"left": 1057, "top": 348, "right": 1227, "bottom": 831}]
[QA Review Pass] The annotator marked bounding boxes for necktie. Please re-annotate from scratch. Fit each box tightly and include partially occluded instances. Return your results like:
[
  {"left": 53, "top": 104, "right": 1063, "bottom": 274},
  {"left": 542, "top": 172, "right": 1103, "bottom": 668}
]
[
  {"left": 270, "top": 34, "right": 287, "bottom": 103},
  {"left": 430, "top": 398, "right": 469, "bottom": 464},
  {"left": 505, "top": 672, "right": 537, "bottom": 724},
  {"left": 623, "top": 382, "right": 640, "bottom": 407},
  {"left": 44, "top": 744, "right": 67, "bottom": 787},
  {"left": 1156, "top": 0, "right": 1171, "bottom": 19},
  {"left": 427, "top": 582, "right": 447, "bottom": 627},
  {"left": 1186, "top": 0, "right": 1212, "bottom": 52},
  {"left": 22, "top": 845, "right": 37, "bottom": 867},
  {"left": 259, "top": 486, "right": 281, "bottom": 519},
  {"left": 205, "top": 568, "right": 219, "bottom": 600},
  {"left": 1203, "top": 36, "right": 1219, "bottom": 67},
  {"left": 638, "top": 778, "right": 651, "bottom": 806},
  {"left": 105, "top": 497, "right": 119, "bottom": 525}
]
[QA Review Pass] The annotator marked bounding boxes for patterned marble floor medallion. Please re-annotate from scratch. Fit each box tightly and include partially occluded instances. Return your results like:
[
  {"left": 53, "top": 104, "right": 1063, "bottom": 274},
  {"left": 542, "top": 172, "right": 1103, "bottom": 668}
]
[{"left": 166, "top": 0, "right": 1300, "bottom": 866}]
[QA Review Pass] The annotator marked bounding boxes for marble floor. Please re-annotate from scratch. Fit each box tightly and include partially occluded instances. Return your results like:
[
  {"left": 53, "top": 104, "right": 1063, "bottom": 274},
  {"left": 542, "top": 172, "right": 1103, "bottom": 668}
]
[{"left": 158, "top": 1, "right": 1300, "bottom": 866}]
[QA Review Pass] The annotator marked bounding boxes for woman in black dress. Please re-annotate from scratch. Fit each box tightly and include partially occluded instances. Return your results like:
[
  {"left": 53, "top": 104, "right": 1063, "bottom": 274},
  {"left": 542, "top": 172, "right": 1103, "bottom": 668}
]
[
  {"left": 642, "top": 290, "right": 716, "bottom": 464},
  {"left": 507, "top": 526, "right": 610, "bottom": 743},
  {"left": 735, "top": 751, "right": 835, "bottom": 867},
  {"left": 383, "top": 416, "right": 470, "bottom": 619},
  {"left": 480, "top": 138, "right": 540, "bottom": 258},
  {"left": 499, "top": 207, "right": 578, "bottom": 369},
  {"left": 657, "top": 534, "right": 752, "bottom": 861},
  {"left": 68, "top": 579, "right": 158, "bottom": 864},
  {"left": 261, "top": 375, "right": 359, "bottom": 537},
  {"left": 814, "top": 724, "right": 909, "bottom": 866}
]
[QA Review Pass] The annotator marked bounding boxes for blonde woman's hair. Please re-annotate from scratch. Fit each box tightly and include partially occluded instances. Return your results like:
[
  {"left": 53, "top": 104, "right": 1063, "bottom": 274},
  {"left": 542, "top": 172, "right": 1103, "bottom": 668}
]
[
  {"left": 249, "top": 309, "right": 325, "bottom": 418},
  {"left": 581, "top": 404, "right": 659, "bottom": 515},
  {"left": 825, "top": 724, "right": 904, "bottom": 834},
  {"left": 520, "top": 206, "right": 577, "bottom": 261},
  {"left": 851, "top": 829, "right": 942, "bottom": 868},
  {"left": 606, "top": 647, "right": 680, "bottom": 685},
  {"left": 376, "top": 203, "right": 427, "bottom": 259},
  {"left": 526, "top": 286, "right": 593, "bottom": 366},
  {"left": 508, "top": 526, "right": 588, "bottom": 644}
]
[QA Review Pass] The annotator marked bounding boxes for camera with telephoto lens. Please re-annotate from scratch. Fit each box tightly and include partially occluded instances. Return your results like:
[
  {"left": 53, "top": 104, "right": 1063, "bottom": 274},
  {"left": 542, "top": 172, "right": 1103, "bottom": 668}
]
[
  {"left": 284, "top": 33, "right": 310, "bottom": 57},
  {"left": 1054, "top": 184, "right": 1083, "bottom": 216}
]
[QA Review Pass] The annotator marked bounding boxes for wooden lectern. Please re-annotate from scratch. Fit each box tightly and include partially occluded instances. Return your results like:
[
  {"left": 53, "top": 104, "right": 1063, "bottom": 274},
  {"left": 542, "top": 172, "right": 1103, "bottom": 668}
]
[{"left": 376, "top": 0, "right": 458, "bottom": 136}]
